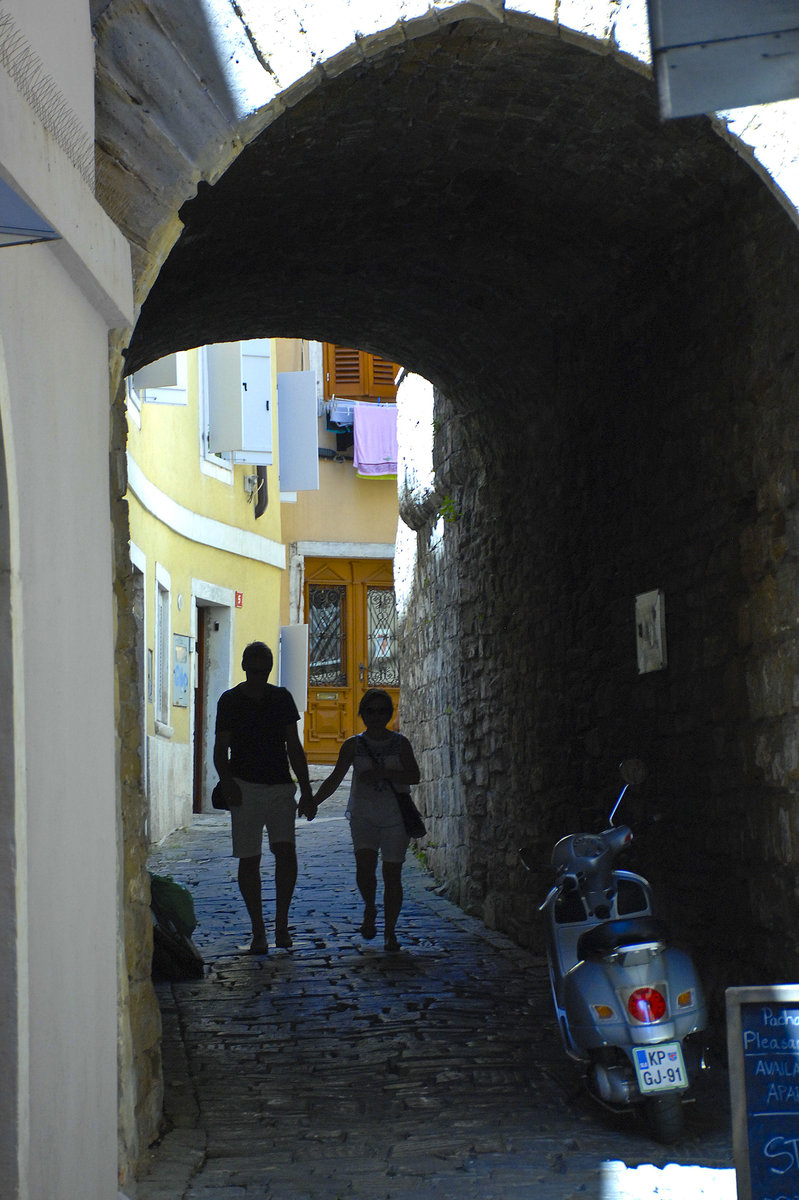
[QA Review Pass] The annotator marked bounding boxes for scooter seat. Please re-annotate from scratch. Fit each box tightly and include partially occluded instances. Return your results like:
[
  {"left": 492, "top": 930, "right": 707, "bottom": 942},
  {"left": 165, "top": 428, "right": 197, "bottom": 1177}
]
[{"left": 577, "top": 917, "right": 669, "bottom": 961}]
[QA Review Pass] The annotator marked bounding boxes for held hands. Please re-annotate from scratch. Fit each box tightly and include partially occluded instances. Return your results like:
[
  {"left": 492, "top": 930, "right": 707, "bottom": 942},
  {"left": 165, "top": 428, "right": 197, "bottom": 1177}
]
[{"left": 297, "top": 790, "right": 319, "bottom": 821}]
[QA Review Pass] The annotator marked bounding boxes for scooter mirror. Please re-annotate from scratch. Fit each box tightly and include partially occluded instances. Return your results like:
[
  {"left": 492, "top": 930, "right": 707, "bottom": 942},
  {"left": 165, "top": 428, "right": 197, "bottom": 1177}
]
[
  {"left": 519, "top": 847, "right": 535, "bottom": 871},
  {"left": 619, "top": 758, "right": 647, "bottom": 786}
]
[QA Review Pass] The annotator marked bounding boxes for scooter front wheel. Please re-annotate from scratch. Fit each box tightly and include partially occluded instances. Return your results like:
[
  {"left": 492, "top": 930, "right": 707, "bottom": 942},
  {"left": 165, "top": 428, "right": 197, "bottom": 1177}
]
[{"left": 645, "top": 1092, "right": 684, "bottom": 1143}]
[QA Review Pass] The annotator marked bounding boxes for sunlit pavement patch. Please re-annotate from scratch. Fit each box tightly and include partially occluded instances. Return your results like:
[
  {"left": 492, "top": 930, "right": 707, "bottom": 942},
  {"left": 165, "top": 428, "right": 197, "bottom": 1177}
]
[{"left": 602, "top": 1160, "right": 737, "bottom": 1198}]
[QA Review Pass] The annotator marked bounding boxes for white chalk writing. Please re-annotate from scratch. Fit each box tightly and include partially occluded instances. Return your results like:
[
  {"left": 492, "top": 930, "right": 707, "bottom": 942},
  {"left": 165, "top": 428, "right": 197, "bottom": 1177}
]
[{"left": 765, "top": 1136, "right": 799, "bottom": 1175}]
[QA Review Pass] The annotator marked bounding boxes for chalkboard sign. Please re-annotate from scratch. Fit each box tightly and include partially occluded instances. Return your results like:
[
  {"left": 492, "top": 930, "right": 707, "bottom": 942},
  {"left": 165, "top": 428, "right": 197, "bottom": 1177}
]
[{"left": 727, "top": 985, "right": 799, "bottom": 1200}]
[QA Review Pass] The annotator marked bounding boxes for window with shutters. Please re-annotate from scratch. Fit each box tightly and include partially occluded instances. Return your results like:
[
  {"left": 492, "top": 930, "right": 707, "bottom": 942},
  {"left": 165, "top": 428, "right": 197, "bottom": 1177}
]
[
  {"left": 198, "top": 339, "right": 273, "bottom": 480},
  {"left": 126, "top": 352, "right": 188, "bottom": 426},
  {"left": 323, "top": 344, "right": 401, "bottom": 402}
]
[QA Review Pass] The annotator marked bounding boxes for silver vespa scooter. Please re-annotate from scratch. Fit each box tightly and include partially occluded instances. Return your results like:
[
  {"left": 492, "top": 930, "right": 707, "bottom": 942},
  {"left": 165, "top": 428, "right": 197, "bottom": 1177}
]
[{"left": 522, "top": 760, "right": 708, "bottom": 1142}]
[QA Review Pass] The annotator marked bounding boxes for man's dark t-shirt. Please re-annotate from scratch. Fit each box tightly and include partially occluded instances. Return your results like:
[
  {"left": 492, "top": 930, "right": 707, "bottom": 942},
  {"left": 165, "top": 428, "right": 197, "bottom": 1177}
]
[{"left": 215, "top": 683, "right": 299, "bottom": 784}]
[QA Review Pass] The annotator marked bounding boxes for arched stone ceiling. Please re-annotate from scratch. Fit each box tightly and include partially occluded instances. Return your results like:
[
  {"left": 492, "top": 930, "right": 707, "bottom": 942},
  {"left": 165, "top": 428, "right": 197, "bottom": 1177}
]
[{"left": 93, "top": 2, "right": 799, "bottom": 406}]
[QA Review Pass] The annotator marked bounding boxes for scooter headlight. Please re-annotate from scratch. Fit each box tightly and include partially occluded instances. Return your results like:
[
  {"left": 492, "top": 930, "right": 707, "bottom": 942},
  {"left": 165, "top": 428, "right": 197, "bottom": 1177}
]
[{"left": 627, "top": 987, "right": 667, "bottom": 1023}]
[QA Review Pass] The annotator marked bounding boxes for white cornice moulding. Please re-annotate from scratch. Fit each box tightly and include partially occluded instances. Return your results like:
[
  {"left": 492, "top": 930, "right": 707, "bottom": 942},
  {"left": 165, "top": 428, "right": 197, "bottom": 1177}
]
[
  {"left": 127, "top": 454, "right": 286, "bottom": 569},
  {"left": 294, "top": 540, "right": 395, "bottom": 559}
]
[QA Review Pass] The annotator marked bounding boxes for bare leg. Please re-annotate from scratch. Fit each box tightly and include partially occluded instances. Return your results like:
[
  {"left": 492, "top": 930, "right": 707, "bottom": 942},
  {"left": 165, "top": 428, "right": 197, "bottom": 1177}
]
[
  {"left": 273, "top": 842, "right": 297, "bottom": 946},
  {"left": 382, "top": 861, "right": 403, "bottom": 951},
  {"left": 355, "top": 848, "right": 378, "bottom": 938},
  {"left": 238, "top": 855, "right": 267, "bottom": 952}
]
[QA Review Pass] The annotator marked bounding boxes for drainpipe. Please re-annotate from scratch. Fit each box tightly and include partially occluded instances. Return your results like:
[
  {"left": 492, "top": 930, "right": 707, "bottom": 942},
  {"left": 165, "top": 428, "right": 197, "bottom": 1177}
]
[{"left": 254, "top": 465, "right": 268, "bottom": 518}]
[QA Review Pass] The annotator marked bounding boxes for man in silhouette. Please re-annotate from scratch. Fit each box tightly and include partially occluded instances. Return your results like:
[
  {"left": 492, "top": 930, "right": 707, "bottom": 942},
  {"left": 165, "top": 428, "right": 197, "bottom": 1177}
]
[{"left": 213, "top": 641, "right": 313, "bottom": 952}]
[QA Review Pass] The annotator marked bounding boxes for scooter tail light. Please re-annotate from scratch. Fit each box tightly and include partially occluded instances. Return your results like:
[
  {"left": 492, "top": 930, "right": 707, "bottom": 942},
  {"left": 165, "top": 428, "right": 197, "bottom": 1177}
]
[{"left": 627, "top": 987, "right": 667, "bottom": 1023}]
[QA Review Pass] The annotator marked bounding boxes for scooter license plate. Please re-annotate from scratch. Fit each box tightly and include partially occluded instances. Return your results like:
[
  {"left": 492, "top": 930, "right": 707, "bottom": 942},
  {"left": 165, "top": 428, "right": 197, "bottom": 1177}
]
[{"left": 632, "top": 1042, "right": 688, "bottom": 1093}]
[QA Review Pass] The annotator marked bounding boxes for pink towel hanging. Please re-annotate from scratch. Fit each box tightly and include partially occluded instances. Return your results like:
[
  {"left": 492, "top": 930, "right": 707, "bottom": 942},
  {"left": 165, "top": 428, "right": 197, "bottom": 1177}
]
[{"left": 353, "top": 403, "right": 398, "bottom": 477}]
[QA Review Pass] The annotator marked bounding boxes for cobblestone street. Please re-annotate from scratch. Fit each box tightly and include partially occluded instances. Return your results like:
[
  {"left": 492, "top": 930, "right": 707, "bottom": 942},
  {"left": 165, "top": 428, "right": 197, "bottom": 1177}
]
[{"left": 137, "top": 776, "right": 736, "bottom": 1200}]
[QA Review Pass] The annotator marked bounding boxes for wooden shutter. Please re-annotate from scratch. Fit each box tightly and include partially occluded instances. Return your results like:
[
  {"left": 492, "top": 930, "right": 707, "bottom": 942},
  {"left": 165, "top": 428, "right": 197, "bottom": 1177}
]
[
  {"left": 323, "top": 343, "right": 401, "bottom": 400},
  {"left": 324, "top": 344, "right": 364, "bottom": 398},
  {"left": 369, "top": 353, "right": 400, "bottom": 399}
]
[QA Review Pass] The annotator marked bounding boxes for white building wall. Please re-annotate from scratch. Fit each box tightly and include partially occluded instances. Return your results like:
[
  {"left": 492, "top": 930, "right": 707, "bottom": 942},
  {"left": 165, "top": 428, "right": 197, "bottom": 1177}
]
[
  {"left": 3, "top": 253, "right": 121, "bottom": 1200},
  {"left": 147, "top": 736, "right": 193, "bottom": 844},
  {"left": 0, "top": 3, "right": 134, "bottom": 1197},
  {"left": 7, "top": 0, "right": 95, "bottom": 139}
]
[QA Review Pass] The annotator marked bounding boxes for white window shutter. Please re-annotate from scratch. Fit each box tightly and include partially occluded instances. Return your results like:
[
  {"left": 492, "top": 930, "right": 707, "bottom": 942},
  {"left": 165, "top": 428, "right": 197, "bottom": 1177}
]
[
  {"left": 206, "top": 342, "right": 242, "bottom": 451},
  {"left": 133, "top": 352, "right": 188, "bottom": 405},
  {"left": 277, "top": 370, "right": 319, "bottom": 492},
  {"left": 236, "top": 347, "right": 273, "bottom": 465},
  {"left": 207, "top": 340, "right": 273, "bottom": 464},
  {"left": 278, "top": 623, "right": 309, "bottom": 711}
]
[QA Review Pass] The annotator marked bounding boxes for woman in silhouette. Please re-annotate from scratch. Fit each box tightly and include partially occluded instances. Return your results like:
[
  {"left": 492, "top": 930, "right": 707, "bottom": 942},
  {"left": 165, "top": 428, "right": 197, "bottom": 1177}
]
[{"left": 305, "top": 689, "right": 420, "bottom": 952}]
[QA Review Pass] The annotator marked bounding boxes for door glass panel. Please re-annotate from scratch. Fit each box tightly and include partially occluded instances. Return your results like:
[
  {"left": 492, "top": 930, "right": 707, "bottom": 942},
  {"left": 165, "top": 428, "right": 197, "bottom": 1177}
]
[
  {"left": 308, "top": 585, "right": 347, "bottom": 686},
  {"left": 366, "top": 587, "right": 399, "bottom": 687}
]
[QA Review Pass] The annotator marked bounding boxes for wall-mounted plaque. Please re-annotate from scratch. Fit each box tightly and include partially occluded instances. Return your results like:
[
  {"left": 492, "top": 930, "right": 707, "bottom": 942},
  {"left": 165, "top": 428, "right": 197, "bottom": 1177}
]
[{"left": 172, "top": 634, "right": 191, "bottom": 708}]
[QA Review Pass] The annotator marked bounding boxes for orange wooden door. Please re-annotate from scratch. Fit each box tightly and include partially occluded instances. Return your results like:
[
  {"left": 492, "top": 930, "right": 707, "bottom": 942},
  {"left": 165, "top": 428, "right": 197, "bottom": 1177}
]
[{"left": 304, "top": 558, "right": 400, "bottom": 763}]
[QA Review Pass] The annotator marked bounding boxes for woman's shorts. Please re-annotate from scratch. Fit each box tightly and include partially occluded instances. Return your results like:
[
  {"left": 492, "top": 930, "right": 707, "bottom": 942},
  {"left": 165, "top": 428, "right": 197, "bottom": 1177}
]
[
  {"left": 230, "top": 779, "right": 297, "bottom": 858},
  {"left": 348, "top": 815, "right": 410, "bottom": 863}
]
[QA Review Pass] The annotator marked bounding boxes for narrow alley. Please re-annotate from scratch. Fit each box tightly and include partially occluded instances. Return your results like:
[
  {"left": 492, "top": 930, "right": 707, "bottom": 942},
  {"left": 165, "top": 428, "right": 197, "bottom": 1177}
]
[{"left": 137, "top": 774, "right": 735, "bottom": 1200}]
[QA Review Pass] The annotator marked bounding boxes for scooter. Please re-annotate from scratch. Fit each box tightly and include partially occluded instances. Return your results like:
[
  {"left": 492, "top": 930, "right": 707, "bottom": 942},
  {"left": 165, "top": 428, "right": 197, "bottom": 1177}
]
[{"left": 521, "top": 760, "right": 708, "bottom": 1143}]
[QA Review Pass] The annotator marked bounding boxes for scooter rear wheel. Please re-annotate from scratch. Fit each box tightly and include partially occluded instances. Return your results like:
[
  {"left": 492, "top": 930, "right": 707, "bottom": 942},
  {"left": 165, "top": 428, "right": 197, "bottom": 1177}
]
[{"left": 645, "top": 1093, "right": 684, "bottom": 1143}]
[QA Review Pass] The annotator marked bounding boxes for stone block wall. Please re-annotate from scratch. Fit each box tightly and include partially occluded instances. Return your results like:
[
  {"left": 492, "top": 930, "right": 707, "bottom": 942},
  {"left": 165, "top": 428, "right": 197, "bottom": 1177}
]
[
  {"left": 111, "top": 361, "right": 163, "bottom": 1186},
  {"left": 397, "top": 176, "right": 799, "bottom": 998}
]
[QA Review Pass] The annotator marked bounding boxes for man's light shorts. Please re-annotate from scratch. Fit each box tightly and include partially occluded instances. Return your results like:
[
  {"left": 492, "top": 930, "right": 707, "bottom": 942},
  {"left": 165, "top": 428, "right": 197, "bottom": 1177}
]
[
  {"left": 230, "top": 779, "right": 297, "bottom": 857},
  {"left": 348, "top": 815, "right": 410, "bottom": 863}
]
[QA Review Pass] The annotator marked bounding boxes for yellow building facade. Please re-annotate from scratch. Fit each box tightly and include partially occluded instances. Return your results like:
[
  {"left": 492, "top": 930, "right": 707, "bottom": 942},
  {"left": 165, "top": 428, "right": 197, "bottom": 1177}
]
[
  {"left": 126, "top": 341, "right": 291, "bottom": 841},
  {"left": 126, "top": 335, "right": 401, "bottom": 837}
]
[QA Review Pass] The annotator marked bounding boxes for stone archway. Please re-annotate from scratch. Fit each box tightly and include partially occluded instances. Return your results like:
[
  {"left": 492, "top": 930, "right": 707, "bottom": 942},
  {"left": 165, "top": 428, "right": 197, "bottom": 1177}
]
[
  {"left": 94, "top": 0, "right": 799, "bottom": 338},
  {"left": 123, "top": 18, "right": 755, "bottom": 380},
  {"left": 95, "top": 1, "right": 799, "bottom": 1170}
]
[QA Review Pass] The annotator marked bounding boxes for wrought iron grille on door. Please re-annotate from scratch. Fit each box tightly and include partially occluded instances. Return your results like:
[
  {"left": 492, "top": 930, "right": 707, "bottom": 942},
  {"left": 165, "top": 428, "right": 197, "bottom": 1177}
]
[
  {"left": 308, "top": 584, "right": 347, "bottom": 687},
  {"left": 366, "top": 586, "right": 399, "bottom": 687}
]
